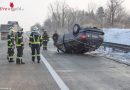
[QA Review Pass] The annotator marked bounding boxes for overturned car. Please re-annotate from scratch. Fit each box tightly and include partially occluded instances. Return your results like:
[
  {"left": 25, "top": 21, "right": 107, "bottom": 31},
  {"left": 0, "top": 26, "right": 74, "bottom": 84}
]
[{"left": 53, "top": 24, "right": 104, "bottom": 54}]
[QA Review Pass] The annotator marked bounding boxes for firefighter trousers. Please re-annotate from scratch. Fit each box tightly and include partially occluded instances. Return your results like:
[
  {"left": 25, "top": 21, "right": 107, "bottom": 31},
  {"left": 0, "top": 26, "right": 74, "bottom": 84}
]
[
  {"left": 31, "top": 44, "right": 40, "bottom": 61},
  {"left": 8, "top": 48, "right": 14, "bottom": 61},
  {"left": 16, "top": 46, "right": 23, "bottom": 60},
  {"left": 16, "top": 46, "right": 25, "bottom": 64},
  {"left": 43, "top": 41, "right": 48, "bottom": 50}
]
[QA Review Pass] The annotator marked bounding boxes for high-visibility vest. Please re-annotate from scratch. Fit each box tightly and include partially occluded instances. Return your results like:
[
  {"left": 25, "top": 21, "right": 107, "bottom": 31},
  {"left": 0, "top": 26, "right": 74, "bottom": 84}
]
[
  {"left": 29, "top": 32, "right": 42, "bottom": 45},
  {"left": 42, "top": 33, "right": 49, "bottom": 41},
  {"left": 7, "top": 34, "right": 14, "bottom": 48},
  {"left": 15, "top": 32, "right": 24, "bottom": 47}
]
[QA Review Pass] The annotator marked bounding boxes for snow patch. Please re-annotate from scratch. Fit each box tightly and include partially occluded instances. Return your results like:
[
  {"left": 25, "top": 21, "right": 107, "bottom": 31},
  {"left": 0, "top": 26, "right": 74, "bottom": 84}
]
[{"left": 103, "top": 28, "right": 130, "bottom": 45}]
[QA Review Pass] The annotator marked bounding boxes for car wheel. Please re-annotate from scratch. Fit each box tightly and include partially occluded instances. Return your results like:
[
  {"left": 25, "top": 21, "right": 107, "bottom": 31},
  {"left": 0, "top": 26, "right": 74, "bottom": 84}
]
[{"left": 73, "top": 24, "right": 80, "bottom": 35}]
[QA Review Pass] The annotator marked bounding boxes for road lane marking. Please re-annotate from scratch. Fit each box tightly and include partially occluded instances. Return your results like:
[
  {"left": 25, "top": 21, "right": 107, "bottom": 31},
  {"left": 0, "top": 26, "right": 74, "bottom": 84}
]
[{"left": 40, "top": 55, "right": 69, "bottom": 90}]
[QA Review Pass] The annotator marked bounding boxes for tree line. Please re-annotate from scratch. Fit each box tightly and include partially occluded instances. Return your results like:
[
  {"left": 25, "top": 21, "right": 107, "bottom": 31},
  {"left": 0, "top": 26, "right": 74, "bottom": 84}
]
[{"left": 39, "top": 0, "right": 130, "bottom": 34}]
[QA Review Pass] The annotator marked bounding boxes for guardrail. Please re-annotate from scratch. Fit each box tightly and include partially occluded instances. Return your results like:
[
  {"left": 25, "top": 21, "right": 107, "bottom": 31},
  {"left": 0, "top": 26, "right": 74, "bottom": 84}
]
[{"left": 102, "top": 42, "right": 130, "bottom": 52}]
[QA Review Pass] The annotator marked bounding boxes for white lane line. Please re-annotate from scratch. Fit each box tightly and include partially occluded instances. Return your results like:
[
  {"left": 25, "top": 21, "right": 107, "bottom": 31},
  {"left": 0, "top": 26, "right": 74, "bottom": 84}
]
[{"left": 40, "top": 55, "right": 69, "bottom": 90}]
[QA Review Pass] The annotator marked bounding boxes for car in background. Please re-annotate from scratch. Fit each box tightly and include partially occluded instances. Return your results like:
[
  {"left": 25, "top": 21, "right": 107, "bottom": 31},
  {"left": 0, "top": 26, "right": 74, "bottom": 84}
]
[{"left": 54, "top": 24, "right": 104, "bottom": 54}]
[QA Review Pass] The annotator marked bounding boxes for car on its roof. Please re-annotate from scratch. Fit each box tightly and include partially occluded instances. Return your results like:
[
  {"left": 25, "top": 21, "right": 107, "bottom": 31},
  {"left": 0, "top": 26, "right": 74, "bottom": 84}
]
[{"left": 53, "top": 24, "right": 104, "bottom": 54}]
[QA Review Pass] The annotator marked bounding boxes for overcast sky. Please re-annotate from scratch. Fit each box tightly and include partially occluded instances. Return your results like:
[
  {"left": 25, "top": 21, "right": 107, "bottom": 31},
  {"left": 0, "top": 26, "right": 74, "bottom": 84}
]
[{"left": 0, "top": 0, "right": 130, "bottom": 31}]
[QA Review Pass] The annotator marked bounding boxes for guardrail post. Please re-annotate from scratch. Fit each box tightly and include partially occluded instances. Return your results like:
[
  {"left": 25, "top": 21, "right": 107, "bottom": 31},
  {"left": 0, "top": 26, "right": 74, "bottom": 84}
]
[{"left": 112, "top": 48, "right": 115, "bottom": 52}]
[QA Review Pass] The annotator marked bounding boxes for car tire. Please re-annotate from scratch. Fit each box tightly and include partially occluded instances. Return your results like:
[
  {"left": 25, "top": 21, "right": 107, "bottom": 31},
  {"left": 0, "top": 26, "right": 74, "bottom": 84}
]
[{"left": 73, "top": 24, "right": 80, "bottom": 35}]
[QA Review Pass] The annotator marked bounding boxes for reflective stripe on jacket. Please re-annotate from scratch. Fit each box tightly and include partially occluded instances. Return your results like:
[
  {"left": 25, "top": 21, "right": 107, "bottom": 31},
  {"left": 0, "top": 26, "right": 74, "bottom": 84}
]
[
  {"left": 29, "top": 32, "right": 42, "bottom": 45},
  {"left": 7, "top": 34, "right": 14, "bottom": 48},
  {"left": 15, "top": 32, "right": 24, "bottom": 47}
]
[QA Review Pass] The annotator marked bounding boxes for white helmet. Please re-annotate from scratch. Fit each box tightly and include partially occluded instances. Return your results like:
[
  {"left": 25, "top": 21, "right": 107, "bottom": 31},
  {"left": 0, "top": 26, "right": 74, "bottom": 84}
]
[
  {"left": 18, "top": 28, "right": 23, "bottom": 33},
  {"left": 32, "top": 26, "right": 39, "bottom": 32}
]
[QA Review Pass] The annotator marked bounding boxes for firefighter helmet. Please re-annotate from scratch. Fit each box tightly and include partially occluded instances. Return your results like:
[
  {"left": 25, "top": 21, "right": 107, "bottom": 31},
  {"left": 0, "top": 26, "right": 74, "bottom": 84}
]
[
  {"left": 18, "top": 28, "right": 23, "bottom": 33},
  {"left": 32, "top": 26, "right": 39, "bottom": 32}
]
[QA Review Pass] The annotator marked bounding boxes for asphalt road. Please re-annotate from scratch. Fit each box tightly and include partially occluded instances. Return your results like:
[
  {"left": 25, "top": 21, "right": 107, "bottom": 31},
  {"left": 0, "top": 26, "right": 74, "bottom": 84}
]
[
  {"left": 0, "top": 40, "right": 130, "bottom": 90},
  {"left": 0, "top": 41, "right": 59, "bottom": 90},
  {"left": 42, "top": 40, "right": 130, "bottom": 90}
]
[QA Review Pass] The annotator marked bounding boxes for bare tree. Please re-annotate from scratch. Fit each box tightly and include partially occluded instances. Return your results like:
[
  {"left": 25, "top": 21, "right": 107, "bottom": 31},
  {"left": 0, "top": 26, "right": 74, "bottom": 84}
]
[
  {"left": 96, "top": 7, "right": 105, "bottom": 28},
  {"left": 65, "top": 8, "right": 76, "bottom": 31},
  {"left": 87, "top": 2, "right": 96, "bottom": 14},
  {"left": 43, "top": 0, "right": 130, "bottom": 34},
  {"left": 106, "top": 0, "right": 124, "bottom": 27},
  {"left": 48, "top": 1, "right": 69, "bottom": 29}
]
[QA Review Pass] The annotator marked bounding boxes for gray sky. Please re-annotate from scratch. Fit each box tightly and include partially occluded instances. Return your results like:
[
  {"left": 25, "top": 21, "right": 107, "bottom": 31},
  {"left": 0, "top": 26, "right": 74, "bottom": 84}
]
[{"left": 0, "top": 0, "right": 130, "bottom": 31}]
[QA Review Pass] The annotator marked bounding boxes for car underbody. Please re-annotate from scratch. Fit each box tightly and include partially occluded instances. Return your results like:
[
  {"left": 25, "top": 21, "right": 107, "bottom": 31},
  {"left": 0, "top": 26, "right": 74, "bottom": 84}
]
[{"left": 53, "top": 24, "right": 104, "bottom": 54}]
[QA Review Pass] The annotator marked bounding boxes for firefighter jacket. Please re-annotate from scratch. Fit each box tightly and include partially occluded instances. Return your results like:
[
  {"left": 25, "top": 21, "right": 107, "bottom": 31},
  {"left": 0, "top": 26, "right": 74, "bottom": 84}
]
[
  {"left": 7, "top": 34, "right": 15, "bottom": 48},
  {"left": 42, "top": 33, "right": 49, "bottom": 42},
  {"left": 29, "top": 32, "right": 42, "bottom": 45},
  {"left": 15, "top": 32, "right": 24, "bottom": 47}
]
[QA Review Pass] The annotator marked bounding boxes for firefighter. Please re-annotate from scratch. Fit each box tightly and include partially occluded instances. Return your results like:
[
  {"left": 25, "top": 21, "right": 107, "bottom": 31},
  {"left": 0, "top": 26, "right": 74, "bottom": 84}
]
[
  {"left": 7, "top": 28, "right": 15, "bottom": 62},
  {"left": 29, "top": 27, "right": 42, "bottom": 63},
  {"left": 15, "top": 28, "right": 25, "bottom": 64},
  {"left": 42, "top": 31, "right": 49, "bottom": 50}
]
